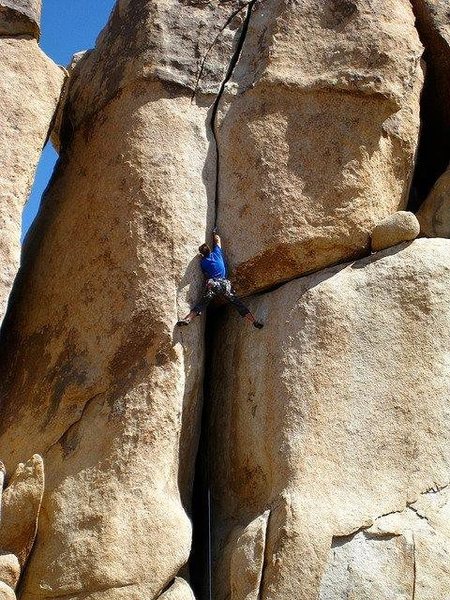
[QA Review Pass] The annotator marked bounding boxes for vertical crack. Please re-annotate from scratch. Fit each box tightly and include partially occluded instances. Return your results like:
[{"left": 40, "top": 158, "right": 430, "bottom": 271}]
[
  {"left": 190, "top": 3, "right": 251, "bottom": 103},
  {"left": 190, "top": 5, "right": 258, "bottom": 597},
  {"left": 257, "top": 510, "right": 272, "bottom": 600},
  {"left": 411, "top": 531, "right": 417, "bottom": 600},
  {"left": 210, "top": 0, "right": 258, "bottom": 225},
  {"left": 190, "top": 310, "right": 217, "bottom": 599}
]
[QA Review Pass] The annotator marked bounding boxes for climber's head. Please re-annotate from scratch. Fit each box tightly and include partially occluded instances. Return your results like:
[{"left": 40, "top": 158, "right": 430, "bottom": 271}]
[{"left": 199, "top": 243, "right": 211, "bottom": 257}]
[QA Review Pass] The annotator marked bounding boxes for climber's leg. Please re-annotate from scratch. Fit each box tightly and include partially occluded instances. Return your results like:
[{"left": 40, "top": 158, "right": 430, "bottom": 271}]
[
  {"left": 177, "top": 280, "right": 218, "bottom": 326},
  {"left": 223, "top": 282, "right": 264, "bottom": 329}
]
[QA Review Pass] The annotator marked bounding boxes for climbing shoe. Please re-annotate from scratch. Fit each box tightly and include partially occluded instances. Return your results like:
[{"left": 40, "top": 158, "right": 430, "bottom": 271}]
[
  {"left": 176, "top": 319, "right": 190, "bottom": 327},
  {"left": 253, "top": 321, "right": 264, "bottom": 329}
]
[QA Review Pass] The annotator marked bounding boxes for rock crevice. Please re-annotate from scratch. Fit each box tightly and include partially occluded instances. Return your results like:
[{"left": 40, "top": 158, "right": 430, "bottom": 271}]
[{"left": 209, "top": 0, "right": 258, "bottom": 216}]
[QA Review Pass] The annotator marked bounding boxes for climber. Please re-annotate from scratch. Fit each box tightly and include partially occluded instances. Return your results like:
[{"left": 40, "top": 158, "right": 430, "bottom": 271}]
[{"left": 176, "top": 231, "right": 263, "bottom": 329}]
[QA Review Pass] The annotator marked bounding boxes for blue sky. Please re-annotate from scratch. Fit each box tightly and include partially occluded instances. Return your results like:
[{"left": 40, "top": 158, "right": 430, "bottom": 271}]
[{"left": 22, "top": 0, "right": 116, "bottom": 239}]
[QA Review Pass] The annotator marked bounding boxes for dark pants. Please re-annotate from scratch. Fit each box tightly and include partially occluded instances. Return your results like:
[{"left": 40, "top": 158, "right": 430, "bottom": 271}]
[{"left": 193, "top": 278, "right": 250, "bottom": 317}]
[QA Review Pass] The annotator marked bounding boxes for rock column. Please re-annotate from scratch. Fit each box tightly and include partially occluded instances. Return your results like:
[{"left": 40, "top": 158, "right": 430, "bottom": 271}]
[
  {"left": 0, "top": 1, "right": 256, "bottom": 598},
  {"left": 0, "top": 0, "right": 64, "bottom": 321}
]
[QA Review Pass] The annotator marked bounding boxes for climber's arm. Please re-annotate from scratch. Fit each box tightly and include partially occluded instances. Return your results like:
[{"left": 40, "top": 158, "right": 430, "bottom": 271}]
[{"left": 213, "top": 232, "right": 222, "bottom": 248}]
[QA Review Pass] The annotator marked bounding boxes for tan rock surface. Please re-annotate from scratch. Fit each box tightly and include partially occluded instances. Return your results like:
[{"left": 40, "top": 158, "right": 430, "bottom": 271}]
[
  {"left": 0, "top": 0, "right": 41, "bottom": 37},
  {"left": 0, "top": 582, "right": 15, "bottom": 600},
  {"left": 0, "top": 2, "right": 445, "bottom": 599},
  {"left": 214, "top": 0, "right": 423, "bottom": 294},
  {"left": 0, "top": 554, "right": 20, "bottom": 591},
  {"left": 0, "top": 455, "right": 44, "bottom": 567},
  {"left": 0, "top": 3, "right": 261, "bottom": 598},
  {"left": 0, "top": 37, "right": 64, "bottom": 322},
  {"left": 417, "top": 164, "right": 450, "bottom": 238},
  {"left": 370, "top": 211, "right": 420, "bottom": 251},
  {"left": 320, "top": 486, "right": 450, "bottom": 599},
  {"left": 159, "top": 578, "right": 196, "bottom": 599},
  {"left": 0, "top": 85, "right": 208, "bottom": 600},
  {"left": 49, "top": 578, "right": 195, "bottom": 600},
  {"left": 229, "top": 511, "right": 269, "bottom": 600},
  {"left": 210, "top": 238, "right": 450, "bottom": 599},
  {"left": 67, "top": 0, "right": 251, "bottom": 130}
]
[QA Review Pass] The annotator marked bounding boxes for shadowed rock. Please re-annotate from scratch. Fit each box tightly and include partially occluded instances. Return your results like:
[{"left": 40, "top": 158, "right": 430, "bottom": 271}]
[
  {"left": 417, "top": 163, "right": 450, "bottom": 238},
  {"left": 0, "top": 0, "right": 41, "bottom": 37},
  {"left": 410, "top": 0, "right": 450, "bottom": 201}
]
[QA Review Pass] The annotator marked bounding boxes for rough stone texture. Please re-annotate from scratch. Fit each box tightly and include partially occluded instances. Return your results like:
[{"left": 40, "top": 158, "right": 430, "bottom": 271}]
[
  {"left": 0, "top": 3, "right": 259, "bottom": 599},
  {"left": 0, "top": 1, "right": 448, "bottom": 598},
  {"left": 51, "top": 51, "right": 87, "bottom": 153},
  {"left": 320, "top": 486, "right": 450, "bottom": 599},
  {"left": 210, "top": 238, "right": 450, "bottom": 599},
  {"left": 66, "top": 0, "right": 251, "bottom": 131},
  {"left": 214, "top": 0, "right": 423, "bottom": 294},
  {"left": 0, "top": 455, "right": 44, "bottom": 567},
  {"left": 0, "top": 0, "right": 41, "bottom": 37},
  {"left": 49, "top": 578, "right": 196, "bottom": 600},
  {"left": 159, "top": 578, "right": 196, "bottom": 599},
  {"left": 370, "top": 211, "right": 420, "bottom": 252},
  {"left": 0, "top": 582, "right": 15, "bottom": 600},
  {"left": 0, "top": 554, "right": 20, "bottom": 591},
  {"left": 410, "top": 0, "right": 450, "bottom": 201},
  {"left": 228, "top": 511, "right": 270, "bottom": 600},
  {"left": 0, "top": 38, "right": 64, "bottom": 323},
  {"left": 417, "top": 163, "right": 450, "bottom": 238},
  {"left": 0, "top": 87, "right": 208, "bottom": 600}
]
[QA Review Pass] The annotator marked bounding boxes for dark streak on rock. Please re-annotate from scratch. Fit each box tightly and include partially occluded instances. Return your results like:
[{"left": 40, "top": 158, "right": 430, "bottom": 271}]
[
  {"left": 210, "top": 0, "right": 258, "bottom": 226},
  {"left": 257, "top": 510, "right": 272, "bottom": 600},
  {"left": 44, "top": 390, "right": 106, "bottom": 458}
]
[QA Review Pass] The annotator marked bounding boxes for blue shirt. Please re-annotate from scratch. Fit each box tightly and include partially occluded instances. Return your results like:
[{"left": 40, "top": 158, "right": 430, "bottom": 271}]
[{"left": 201, "top": 245, "right": 227, "bottom": 279}]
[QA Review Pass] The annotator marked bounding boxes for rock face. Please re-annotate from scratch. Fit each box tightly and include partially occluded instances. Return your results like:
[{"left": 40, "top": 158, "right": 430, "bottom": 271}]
[
  {"left": 319, "top": 486, "right": 450, "bottom": 599},
  {"left": 215, "top": 0, "right": 423, "bottom": 294},
  {"left": 0, "top": 456, "right": 45, "bottom": 600},
  {"left": 1, "top": 1, "right": 450, "bottom": 599},
  {"left": 0, "top": 582, "right": 15, "bottom": 600},
  {"left": 370, "top": 211, "right": 420, "bottom": 252},
  {"left": 417, "top": 163, "right": 450, "bottom": 238},
  {"left": 0, "top": 2, "right": 260, "bottom": 599},
  {"left": 0, "top": 455, "right": 44, "bottom": 567},
  {"left": 411, "top": 0, "right": 450, "bottom": 200},
  {"left": 0, "top": 90, "right": 206, "bottom": 599},
  {"left": 228, "top": 510, "right": 270, "bottom": 600},
  {"left": 0, "top": 0, "right": 41, "bottom": 37},
  {"left": 0, "top": 0, "right": 64, "bottom": 323},
  {"left": 65, "top": 0, "right": 424, "bottom": 297},
  {"left": 66, "top": 0, "right": 252, "bottom": 129},
  {"left": 209, "top": 239, "right": 450, "bottom": 599},
  {"left": 0, "top": 555, "right": 20, "bottom": 592},
  {"left": 160, "top": 578, "right": 196, "bottom": 600}
]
